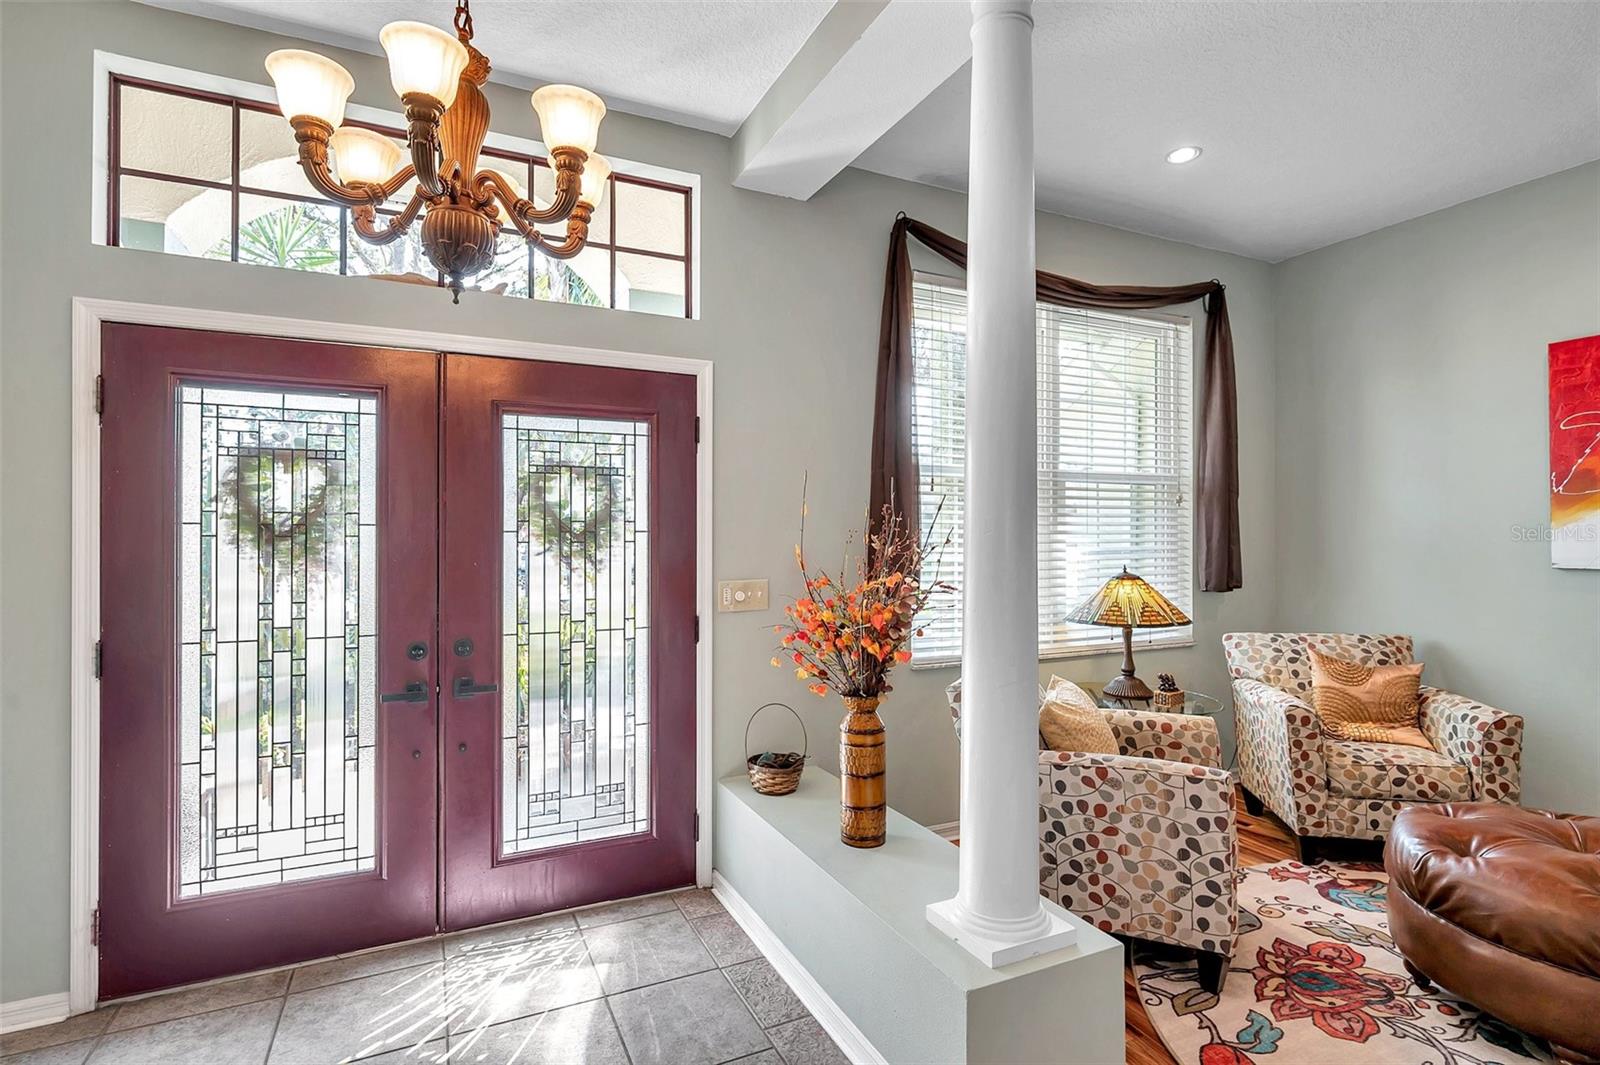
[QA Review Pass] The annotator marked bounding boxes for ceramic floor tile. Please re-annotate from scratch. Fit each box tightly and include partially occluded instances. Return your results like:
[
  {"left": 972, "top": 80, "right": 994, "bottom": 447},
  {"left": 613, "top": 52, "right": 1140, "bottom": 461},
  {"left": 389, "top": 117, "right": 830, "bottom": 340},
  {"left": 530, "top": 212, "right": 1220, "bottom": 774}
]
[
  {"left": 360, "top": 1038, "right": 448, "bottom": 1064},
  {"left": 724, "top": 1051, "right": 785, "bottom": 1065},
  {"left": 442, "top": 914, "right": 577, "bottom": 959},
  {"left": 722, "top": 958, "right": 807, "bottom": 1028},
  {"left": 0, "top": 1037, "right": 97, "bottom": 1065},
  {"left": 672, "top": 888, "right": 725, "bottom": 920},
  {"left": 572, "top": 894, "right": 679, "bottom": 929},
  {"left": 692, "top": 913, "right": 762, "bottom": 967},
  {"left": 765, "top": 1016, "right": 848, "bottom": 1065},
  {"left": 291, "top": 940, "right": 446, "bottom": 994},
  {"left": 444, "top": 926, "right": 603, "bottom": 1034},
  {"left": 107, "top": 969, "right": 290, "bottom": 1031},
  {"left": 582, "top": 910, "right": 716, "bottom": 994},
  {"left": 0, "top": 1011, "right": 116, "bottom": 1058},
  {"left": 445, "top": 1000, "right": 628, "bottom": 1064},
  {"left": 86, "top": 999, "right": 281, "bottom": 1065},
  {"left": 268, "top": 963, "right": 449, "bottom": 1064},
  {"left": 607, "top": 969, "right": 769, "bottom": 1065}
]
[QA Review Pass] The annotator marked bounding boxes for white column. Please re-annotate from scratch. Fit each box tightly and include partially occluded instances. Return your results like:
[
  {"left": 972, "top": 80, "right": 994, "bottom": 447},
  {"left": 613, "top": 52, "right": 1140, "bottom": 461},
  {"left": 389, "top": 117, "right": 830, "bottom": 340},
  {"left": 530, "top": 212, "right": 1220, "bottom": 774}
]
[{"left": 926, "top": 0, "right": 1077, "bottom": 968}]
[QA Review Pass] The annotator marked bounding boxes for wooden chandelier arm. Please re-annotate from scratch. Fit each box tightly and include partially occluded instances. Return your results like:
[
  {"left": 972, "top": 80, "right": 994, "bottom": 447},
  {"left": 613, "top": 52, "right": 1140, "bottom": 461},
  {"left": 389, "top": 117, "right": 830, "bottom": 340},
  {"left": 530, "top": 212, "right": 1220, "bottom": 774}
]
[
  {"left": 492, "top": 187, "right": 592, "bottom": 261},
  {"left": 474, "top": 147, "right": 588, "bottom": 228},
  {"left": 351, "top": 187, "right": 429, "bottom": 246},
  {"left": 291, "top": 118, "right": 419, "bottom": 208},
  {"left": 400, "top": 93, "right": 446, "bottom": 197},
  {"left": 531, "top": 203, "right": 593, "bottom": 260}
]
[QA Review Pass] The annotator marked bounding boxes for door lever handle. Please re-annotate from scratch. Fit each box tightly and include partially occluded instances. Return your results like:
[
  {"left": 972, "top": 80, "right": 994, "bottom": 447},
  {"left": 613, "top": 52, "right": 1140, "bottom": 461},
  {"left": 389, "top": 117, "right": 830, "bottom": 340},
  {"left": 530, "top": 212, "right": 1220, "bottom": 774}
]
[
  {"left": 381, "top": 681, "right": 429, "bottom": 704},
  {"left": 453, "top": 676, "right": 498, "bottom": 698}
]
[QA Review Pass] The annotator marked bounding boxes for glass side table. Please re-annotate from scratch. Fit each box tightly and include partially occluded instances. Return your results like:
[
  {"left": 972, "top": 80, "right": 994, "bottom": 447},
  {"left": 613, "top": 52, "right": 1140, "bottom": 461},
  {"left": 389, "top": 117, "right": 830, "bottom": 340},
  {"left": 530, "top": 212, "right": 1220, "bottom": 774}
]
[
  {"left": 1077, "top": 681, "right": 1236, "bottom": 770},
  {"left": 1078, "top": 681, "right": 1224, "bottom": 717}
]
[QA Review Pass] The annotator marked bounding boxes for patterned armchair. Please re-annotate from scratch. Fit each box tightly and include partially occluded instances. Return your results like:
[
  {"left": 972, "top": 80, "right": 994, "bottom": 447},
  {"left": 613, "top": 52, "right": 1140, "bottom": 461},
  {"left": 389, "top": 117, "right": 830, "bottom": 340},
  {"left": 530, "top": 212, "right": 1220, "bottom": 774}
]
[
  {"left": 1222, "top": 633, "right": 1523, "bottom": 862},
  {"left": 946, "top": 680, "right": 1238, "bottom": 992}
]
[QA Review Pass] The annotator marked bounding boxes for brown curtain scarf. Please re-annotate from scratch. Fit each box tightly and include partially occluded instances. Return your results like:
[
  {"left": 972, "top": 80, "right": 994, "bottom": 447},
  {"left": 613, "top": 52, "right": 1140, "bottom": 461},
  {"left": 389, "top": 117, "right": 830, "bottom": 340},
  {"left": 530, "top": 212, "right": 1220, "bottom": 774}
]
[{"left": 871, "top": 215, "right": 1242, "bottom": 592}]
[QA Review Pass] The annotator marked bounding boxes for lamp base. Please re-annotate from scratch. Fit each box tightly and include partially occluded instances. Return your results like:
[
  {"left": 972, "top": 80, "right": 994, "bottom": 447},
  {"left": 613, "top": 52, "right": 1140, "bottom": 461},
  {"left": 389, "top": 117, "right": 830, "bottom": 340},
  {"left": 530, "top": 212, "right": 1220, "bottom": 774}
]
[{"left": 1103, "top": 673, "right": 1154, "bottom": 702}]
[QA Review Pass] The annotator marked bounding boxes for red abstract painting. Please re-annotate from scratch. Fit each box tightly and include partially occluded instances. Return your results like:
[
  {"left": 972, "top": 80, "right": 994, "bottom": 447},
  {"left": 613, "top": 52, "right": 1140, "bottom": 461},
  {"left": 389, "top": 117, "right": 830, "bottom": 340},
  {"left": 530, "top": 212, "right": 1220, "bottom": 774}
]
[{"left": 1549, "top": 334, "right": 1600, "bottom": 568}]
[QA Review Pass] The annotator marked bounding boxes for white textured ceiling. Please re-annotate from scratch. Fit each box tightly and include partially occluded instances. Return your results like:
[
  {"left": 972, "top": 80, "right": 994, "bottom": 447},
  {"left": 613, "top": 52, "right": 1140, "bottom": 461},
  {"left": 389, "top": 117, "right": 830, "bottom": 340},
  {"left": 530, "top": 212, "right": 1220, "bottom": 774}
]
[
  {"left": 143, "top": 0, "right": 1600, "bottom": 261},
  {"left": 855, "top": 1, "right": 1600, "bottom": 261},
  {"left": 136, "top": 0, "right": 834, "bottom": 135}
]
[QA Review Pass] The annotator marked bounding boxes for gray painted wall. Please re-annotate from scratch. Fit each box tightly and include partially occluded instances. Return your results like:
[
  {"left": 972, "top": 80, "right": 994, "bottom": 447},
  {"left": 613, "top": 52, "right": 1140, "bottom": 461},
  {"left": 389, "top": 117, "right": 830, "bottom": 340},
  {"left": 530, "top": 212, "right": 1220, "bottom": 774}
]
[
  {"left": 1273, "top": 161, "right": 1600, "bottom": 814},
  {"left": 0, "top": 1, "right": 1279, "bottom": 1001}
]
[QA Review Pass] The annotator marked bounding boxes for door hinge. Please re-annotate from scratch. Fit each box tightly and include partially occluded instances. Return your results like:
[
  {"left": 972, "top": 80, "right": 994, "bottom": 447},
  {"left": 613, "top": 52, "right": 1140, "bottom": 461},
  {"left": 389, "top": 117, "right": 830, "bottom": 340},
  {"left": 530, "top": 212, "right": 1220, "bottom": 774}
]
[
  {"left": 90, "top": 908, "right": 101, "bottom": 946},
  {"left": 694, "top": 812, "right": 700, "bottom": 842},
  {"left": 94, "top": 374, "right": 105, "bottom": 420},
  {"left": 693, "top": 416, "right": 700, "bottom": 446},
  {"left": 694, "top": 615, "right": 700, "bottom": 642},
  {"left": 93, "top": 640, "right": 104, "bottom": 679}
]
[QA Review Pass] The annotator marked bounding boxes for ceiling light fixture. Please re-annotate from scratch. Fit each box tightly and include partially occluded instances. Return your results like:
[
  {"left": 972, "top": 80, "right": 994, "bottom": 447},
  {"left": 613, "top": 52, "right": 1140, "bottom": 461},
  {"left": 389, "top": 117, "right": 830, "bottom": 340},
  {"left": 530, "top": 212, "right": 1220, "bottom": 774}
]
[
  {"left": 1165, "top": 146, "right": 1203, "bottom": 165},
  {"left": 265, "top": 0, "right": 608, "bottom": 302}
]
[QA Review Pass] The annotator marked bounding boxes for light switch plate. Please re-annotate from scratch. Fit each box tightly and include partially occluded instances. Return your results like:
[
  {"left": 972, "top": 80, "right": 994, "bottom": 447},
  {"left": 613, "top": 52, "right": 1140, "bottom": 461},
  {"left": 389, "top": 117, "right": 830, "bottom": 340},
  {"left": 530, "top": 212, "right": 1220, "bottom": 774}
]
[{"left": 718, "top": 578, "right": 769, "bottom": 612}]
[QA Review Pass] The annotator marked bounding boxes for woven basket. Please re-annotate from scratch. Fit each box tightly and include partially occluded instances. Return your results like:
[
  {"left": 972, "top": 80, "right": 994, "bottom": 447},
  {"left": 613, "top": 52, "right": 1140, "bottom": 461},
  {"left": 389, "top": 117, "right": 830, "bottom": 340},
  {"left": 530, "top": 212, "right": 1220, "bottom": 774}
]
[
  {"left": 745, "top": 702, "right": 808, "bottom": 796},
  {"left": 1154, "top": 688, "right": 1186, "bottom": 711}
]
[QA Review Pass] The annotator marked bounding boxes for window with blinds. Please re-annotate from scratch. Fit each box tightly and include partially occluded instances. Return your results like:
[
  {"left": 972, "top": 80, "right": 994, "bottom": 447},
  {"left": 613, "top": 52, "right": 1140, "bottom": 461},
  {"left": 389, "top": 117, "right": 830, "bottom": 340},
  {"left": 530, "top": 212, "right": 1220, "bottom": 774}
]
[{"left": 910, "top": 277, "right": 1194, "bottom": 664}]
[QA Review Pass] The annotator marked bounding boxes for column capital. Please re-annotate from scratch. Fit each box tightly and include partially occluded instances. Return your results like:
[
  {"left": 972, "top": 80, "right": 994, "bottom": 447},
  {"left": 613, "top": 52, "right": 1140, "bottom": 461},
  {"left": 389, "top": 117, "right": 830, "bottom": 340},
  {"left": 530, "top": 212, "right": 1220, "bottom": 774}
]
[{"left": 970, "top": 0, "right": 1033, "bottom": 29}]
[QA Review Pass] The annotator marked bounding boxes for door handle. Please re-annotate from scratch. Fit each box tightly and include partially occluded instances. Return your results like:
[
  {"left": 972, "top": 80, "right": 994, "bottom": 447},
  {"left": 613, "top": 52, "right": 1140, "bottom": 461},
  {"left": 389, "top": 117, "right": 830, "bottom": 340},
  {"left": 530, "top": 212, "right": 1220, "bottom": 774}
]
[
  {"left": 453, "top": 676, "right": 498, "bottom": 698},
  {"left": 381, "top": 681, "right": 429, "bottom": 704}
]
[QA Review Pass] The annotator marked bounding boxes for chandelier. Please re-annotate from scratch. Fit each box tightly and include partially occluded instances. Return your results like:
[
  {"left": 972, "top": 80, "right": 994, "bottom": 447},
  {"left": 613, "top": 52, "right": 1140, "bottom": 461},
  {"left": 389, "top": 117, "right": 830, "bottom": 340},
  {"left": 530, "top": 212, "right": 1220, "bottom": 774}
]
[{"left": 264, "top": 0, "right": 608, "bottom": 302}]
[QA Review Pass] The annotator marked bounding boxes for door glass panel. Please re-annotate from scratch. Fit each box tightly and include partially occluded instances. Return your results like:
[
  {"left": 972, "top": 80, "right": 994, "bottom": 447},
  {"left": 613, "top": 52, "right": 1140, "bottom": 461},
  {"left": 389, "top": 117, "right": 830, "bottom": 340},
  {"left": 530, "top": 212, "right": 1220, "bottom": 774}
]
[
  {"left": 177, "top": 381, "right": 379, "bottom": 897},
  {"left": 501, "top": 414, "right": 650, "bottom": 855}
]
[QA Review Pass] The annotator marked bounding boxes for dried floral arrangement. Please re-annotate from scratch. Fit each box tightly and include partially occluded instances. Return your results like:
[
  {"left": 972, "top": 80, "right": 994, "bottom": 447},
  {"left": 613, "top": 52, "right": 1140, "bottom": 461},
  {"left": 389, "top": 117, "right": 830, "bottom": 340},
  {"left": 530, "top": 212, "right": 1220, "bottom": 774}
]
[{"left": 771, "top": 487, "right": 953, "bottom": 699}]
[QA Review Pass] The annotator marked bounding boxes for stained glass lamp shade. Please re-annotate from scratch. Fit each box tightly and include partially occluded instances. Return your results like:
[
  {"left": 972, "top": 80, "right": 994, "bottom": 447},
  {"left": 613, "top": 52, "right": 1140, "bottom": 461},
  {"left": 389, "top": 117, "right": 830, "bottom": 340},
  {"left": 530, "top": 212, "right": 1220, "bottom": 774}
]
[{"left": 1064, "top": 567, "right": 1190, "bottom": 701}]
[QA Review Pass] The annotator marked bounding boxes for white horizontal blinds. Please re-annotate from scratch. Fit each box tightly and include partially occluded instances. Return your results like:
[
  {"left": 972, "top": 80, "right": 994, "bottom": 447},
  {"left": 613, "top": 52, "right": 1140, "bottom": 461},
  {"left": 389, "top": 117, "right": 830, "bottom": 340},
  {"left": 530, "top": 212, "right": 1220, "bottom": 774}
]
[
  {"left": 909, "top": 281, "right": 972, "bottom": 661},
  {"left": 1039, "top": 303, "right": 1193, "bottom": 653},
  {"left": 909, "top": 279, "right": 1194, "bottom": 662}
]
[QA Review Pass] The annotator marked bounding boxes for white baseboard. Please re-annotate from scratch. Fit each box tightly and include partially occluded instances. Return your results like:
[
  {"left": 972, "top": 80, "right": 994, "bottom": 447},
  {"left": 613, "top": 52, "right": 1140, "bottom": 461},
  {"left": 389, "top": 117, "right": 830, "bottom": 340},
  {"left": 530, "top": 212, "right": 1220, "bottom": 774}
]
[
  {"left": 711, "top": 872, "right": 887, "bottom": 1065},
  {"left": 1, "top": 993, "right": 70, "bottom": 1034},
  {"left": 925, "top": 820, "right": 961, "bottom": 842}
]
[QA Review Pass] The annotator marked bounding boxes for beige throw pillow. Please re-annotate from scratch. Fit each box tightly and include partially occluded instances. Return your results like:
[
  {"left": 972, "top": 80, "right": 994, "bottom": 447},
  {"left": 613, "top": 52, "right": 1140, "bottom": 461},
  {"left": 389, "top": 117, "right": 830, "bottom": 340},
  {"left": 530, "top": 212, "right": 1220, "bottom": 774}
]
[
  {"left": 1038, "top": 676, "right": 1119, "bottom": 754},
  {"left": 1309, "top": 649, "right": 1430, "bottom": 748}
]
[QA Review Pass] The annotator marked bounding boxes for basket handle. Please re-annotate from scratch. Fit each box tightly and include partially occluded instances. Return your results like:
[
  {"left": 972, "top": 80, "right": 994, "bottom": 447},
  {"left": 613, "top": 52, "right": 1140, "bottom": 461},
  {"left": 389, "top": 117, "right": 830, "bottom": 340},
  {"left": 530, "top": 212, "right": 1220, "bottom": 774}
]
[{"left": 745, "top": 702, "right": 808, "bottom": 764}]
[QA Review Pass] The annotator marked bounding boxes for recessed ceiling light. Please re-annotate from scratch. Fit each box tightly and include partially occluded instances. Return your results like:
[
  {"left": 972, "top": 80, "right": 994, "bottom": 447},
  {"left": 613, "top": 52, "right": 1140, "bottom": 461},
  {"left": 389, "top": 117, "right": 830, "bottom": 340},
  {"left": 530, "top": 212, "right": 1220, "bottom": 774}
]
[{"left": 1165, "top": 146, "right": 1203, "bottom": 165}]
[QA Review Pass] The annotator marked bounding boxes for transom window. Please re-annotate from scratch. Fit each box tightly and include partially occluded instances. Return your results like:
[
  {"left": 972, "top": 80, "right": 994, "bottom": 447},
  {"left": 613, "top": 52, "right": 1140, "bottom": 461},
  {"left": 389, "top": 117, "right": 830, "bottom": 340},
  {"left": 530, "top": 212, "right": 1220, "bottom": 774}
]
[
  {"left": 910, "top": 277, "right": 1194, "bottom": 663},
  {"left": 107, "top": 74, "right": 694, "bottom": 317}
]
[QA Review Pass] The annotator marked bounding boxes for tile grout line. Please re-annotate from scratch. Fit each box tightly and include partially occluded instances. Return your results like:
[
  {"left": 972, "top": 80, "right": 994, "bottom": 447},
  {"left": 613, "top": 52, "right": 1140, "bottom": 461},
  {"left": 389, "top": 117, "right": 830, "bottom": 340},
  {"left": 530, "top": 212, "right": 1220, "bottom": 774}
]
[
  {"left": 598, "top": 994, "right": 636, "bottom": 1065},
  {"left": 262, "top": 988, "right": 291, "bottom": 1065}
]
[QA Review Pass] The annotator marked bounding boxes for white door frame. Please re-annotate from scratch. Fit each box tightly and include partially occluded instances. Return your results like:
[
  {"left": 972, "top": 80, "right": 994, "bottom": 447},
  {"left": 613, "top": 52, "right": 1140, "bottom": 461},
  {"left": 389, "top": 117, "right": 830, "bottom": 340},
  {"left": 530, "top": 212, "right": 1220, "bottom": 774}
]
[{"left": 69, "top": 296, "right": 715, "bottom": 1013}]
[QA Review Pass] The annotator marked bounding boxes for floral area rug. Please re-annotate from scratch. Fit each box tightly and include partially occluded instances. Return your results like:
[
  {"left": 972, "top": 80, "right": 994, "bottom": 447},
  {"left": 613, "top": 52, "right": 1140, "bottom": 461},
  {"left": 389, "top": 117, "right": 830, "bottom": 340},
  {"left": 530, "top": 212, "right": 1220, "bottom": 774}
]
[{"left": 1132, "top": 860, "right": 1553, "bottom": 1065}]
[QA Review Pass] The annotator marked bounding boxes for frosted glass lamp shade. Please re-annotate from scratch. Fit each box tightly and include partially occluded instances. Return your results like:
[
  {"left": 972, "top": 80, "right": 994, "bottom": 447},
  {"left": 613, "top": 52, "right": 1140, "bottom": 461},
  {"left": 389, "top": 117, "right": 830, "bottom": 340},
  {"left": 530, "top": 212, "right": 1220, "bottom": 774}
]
[
  {"left": 265, "top": 50, "right": 355, "bottom": 127},
  {"left": 379, "top": 21, "right": 469, "bottom": 107},
  {"left": 531, "top": 85, "right": 606, "bottom": 154},
  {"left": 578, "top": 154, "right": 612, "bottom": 208},
  {"left": 331, "top": 127, "right": 403, "bottom": 186}
]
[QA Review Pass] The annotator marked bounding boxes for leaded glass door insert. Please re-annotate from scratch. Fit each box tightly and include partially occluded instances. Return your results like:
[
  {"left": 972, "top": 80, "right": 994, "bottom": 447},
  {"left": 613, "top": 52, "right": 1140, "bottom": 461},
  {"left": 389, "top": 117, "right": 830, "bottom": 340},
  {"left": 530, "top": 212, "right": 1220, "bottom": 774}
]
[
  {"left": 176, "top": 382, "right": 379, "bottom": 897},
  {"left": 500, "top": 415, "right": 650, "bottom": 855},
  {"left": 100, "top": 324, "right": 438, "bottom": 1000},
  {"left": 439, "top": 354, "right": 695, "bottom": 932}
]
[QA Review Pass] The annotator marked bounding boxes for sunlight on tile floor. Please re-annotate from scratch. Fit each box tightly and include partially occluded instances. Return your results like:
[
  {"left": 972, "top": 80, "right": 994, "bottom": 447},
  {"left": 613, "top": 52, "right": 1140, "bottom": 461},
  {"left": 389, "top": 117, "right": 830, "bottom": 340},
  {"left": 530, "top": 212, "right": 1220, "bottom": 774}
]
[{"left": 0, "top": 889, "right": 847, "bottom": 1065}]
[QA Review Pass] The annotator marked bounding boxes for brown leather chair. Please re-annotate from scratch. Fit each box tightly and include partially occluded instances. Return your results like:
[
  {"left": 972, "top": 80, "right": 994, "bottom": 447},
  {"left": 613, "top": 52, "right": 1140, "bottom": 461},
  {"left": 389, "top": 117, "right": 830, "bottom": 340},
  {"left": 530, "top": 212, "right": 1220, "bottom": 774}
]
[{"left": 1386, "top": 804, "right": 1600, "bottom": 1063}]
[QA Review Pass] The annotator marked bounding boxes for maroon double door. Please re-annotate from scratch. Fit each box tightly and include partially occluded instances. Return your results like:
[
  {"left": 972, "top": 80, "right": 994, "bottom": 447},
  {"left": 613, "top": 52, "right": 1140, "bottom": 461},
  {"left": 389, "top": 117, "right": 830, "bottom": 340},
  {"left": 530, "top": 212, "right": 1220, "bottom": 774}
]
[{"left": 98, "top": 324, "right": 697, "bottom": 998}]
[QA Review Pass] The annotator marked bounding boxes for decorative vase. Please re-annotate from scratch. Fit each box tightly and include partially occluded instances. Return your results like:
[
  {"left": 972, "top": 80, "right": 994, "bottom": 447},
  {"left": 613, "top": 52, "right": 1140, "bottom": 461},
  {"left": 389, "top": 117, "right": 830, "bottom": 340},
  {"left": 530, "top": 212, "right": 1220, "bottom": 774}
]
[{"left": 839, "top": 695, "right": 886, "bottom": 848}]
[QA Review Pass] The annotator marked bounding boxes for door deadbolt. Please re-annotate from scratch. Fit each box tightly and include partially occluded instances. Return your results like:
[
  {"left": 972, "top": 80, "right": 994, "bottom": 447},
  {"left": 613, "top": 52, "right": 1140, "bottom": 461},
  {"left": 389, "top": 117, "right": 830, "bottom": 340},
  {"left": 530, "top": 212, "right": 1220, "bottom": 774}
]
[
  {"left": 407, "top": 642, "right": 428, "bottom": 661},
  {"left": 453, "top": 637, "right": 474, "bottom": 658}
]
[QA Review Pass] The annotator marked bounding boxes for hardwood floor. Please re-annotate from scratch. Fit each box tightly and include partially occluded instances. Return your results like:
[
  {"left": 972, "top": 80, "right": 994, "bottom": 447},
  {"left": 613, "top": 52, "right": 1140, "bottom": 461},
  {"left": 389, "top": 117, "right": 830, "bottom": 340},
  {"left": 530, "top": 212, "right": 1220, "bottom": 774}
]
[{"left": 1123, "top": 789, "right": 1386, "bottom": 1065}]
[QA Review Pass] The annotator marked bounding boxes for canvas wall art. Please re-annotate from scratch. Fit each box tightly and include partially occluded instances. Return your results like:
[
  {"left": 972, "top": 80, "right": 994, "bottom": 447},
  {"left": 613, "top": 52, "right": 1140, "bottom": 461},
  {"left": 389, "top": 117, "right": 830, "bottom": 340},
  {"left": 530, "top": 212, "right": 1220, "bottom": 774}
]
[{"left": 1549, "top": 334, "right": 1600, "bottom": 569}]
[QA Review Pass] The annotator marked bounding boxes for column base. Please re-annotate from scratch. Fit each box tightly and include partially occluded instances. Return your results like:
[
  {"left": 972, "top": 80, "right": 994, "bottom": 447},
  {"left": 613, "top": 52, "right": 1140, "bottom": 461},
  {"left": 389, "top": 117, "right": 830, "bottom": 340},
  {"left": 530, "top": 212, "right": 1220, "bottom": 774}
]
[{"left": 926, "top": 896, "right": 1079, "bottom": 968}]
